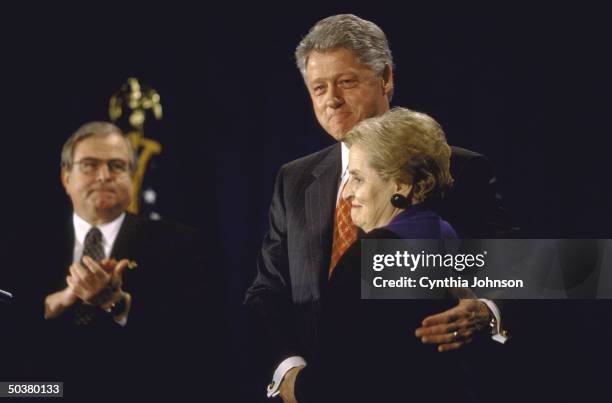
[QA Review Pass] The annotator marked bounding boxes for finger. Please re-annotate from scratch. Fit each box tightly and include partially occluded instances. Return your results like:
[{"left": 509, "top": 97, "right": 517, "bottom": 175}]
[
  {"left": 421, "top": 299, "right": 491, "bottom": 329},
  {"left": 66, "top": 275, "right": 75, "bottom": 290},
  {"left": 107, "top": 259, "right": 130, "bottom": 290},
  {"left": 81, "top": 256, "right": 109, "bottom": 282},
  {"left": 80, "top": 257, "right": 105, "bottom": 285},
  {"left": 66, "top": 275, "right": 87, "bottom": 300},
  {"left": 437, "top": 342, "right": 464, "bottom": 352},
  {"left": 420, "top": 308, "right": 460, "bottom": 327},
  {"left": 420, "top": 326, "right": 476, "bottom": 344},
  {"left": 415, "top": 324, "right": 451, "bottom": 337},
  {"left": 455, "top": 328, "right": 476, "bottom": 340},
  {"left": 421, "top": 334, "right": 454, "bottom": 344},
  {"left": 437, "top": 334, "right": 476, "bottom": 352},
  {"left": 421, "top": 331, "right": 459, "bottom": 344},
  {"left": 73, "top": 262, "right": 107, "bottom": 296},
  {"left": 113, "top": 259, "right": 130, "bottom": 278},
  {"left": 100, "top": 258, "right": 118, "bottom": 273},
  {"left": 69, "top": 264, "right": 94, "bottom": 292},
  {"left": 415, "top": 317, "right": 476, "bottom": 337}
]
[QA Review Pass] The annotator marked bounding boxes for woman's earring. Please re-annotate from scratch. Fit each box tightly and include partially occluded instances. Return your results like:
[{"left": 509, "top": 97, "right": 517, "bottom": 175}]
[{"left": 390, "top": 193, "right": 409, "bottom": 209}]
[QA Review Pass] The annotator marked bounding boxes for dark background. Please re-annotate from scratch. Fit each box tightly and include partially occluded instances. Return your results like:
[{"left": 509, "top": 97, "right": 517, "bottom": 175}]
[{"left": 2, "top": 3, "right": 611, "bottom": 402}]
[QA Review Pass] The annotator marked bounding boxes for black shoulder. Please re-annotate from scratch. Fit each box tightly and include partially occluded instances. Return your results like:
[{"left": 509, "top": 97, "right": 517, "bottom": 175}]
[
  {"left": 281, "top": 143, "right": 339, "bottom": 174},
  {"left": 124, "top": 213, "right": 198, "bottom": 239},
  {"left": 450, "top": 145, "right": 485, "bottom": 160},
  {"left": 363, "top": 228, "right": 400, "bottom": 240},
  {"left": 449, "top": 145, "right": 493, "bottom": 179}
]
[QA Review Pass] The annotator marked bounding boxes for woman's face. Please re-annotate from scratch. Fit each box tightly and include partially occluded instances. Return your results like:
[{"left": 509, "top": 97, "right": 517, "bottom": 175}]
[{"left": 342, "top": 145, "right": 408, "bottom": 232}]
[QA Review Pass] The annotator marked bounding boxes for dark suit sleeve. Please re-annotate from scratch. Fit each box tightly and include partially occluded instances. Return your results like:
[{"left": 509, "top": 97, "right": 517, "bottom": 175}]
[
  {"left": 245, "top": 166, "right": 301, "bottom": 374},
  {"left": 126, "top": 221, "right": 227, "bottom": 400},
  {"left": 294, "top": 240, "right": 361, "bottom": 403},
  {"left": 446, "top": 152, "right": 517, "bottom": 238}
]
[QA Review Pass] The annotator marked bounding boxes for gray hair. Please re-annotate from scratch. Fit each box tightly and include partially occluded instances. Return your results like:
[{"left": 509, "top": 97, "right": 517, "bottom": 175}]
[
  {"left": 344, "top": 107, "right": 453, "bottom": 204},
  {"left": 295, "top": 14, "right": 394, "bottom": 98},
  {"left": 61, "top": 121, "right": 135, "bottom": 171}
]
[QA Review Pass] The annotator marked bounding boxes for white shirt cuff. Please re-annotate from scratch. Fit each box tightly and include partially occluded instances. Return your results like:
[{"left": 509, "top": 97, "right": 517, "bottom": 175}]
[
  {"left": 478, "top": 298, "right": 508, "bottom": 344},
  {"left": 266, "top": 356, "right": 307, "bottom": 398}
]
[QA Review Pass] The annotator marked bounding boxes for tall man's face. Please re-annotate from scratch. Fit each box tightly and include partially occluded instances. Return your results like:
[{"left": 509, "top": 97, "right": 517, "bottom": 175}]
[
  {"left": 304, "top": 47, "right": 393, "bottom": 141},
  {"left": 61, "top": 133, "right": 132, "bottom": 225}
]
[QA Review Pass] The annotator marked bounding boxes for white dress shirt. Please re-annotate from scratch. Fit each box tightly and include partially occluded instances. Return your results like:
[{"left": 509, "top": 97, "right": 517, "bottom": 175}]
[
  {"left": 337, "top": 142, "right": 350, "bottom": 201},
  {"left": 72, "top": 212, "right": 125, "bottom": 263}
]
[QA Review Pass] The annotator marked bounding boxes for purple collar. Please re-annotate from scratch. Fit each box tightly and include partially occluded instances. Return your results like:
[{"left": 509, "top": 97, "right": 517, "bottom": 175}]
[{"left": 383, "top": 203, "right": 457, "bottom": 239}]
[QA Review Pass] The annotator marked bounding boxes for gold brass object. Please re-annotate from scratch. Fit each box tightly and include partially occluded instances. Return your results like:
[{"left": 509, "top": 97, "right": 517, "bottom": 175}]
[{"left": 109, "top": 78, "right": 163, "bottom": 214}]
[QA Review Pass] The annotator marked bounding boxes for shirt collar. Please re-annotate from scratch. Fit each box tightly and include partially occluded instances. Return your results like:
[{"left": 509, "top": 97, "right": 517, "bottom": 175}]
[
  {"left": 340, "top": 142, "right": 349, "bottom": 179},
  {"left": 73, "top": 212, "right": 126, "bottom": 250}
]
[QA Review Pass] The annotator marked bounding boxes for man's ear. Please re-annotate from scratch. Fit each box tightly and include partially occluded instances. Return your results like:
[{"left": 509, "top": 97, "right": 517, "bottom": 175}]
[
  {"left": 382, "top": 64, "right": 394, "bottom": 96},
  {"left": 61, "top": 167, "right": 70, "bottom": 192}
]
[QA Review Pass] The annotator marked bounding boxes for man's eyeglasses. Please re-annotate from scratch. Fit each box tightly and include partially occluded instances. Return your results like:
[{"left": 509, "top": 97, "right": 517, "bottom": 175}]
[{"left": 72, "top": 158, "right": 130, "bottom": 175}]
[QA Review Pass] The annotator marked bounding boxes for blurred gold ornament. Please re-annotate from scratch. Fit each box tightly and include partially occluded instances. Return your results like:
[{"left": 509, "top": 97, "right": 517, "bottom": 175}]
[
  {"left": 109, "top": 77, "right": 162, "bottom": 131},
  {"left": 109, "top": 77, "right": 163, "bottom": 214}
]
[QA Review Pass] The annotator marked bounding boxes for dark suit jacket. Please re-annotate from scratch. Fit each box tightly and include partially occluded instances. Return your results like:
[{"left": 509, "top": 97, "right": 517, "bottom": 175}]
[
  {"left": 296, "top": 218, "right": 469, "bottom": 403},
  {"left": 11, "top": 213, "right": 224, "bottom": 401},
  {"left": 245, "top": 142, "right": 514, "bottom": 376}
]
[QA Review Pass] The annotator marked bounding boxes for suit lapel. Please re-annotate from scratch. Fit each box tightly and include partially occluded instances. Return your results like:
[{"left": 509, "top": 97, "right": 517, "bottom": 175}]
[
  {"left": 63, "top": 219, "right": 75, "bottom": 266},
  {"left": 110, "top": 213, "right": 141, "bottom": 261},
  {"left": 305, "top": 144, "right": 341, "bottom": 292},
  {"left": 109, "top": 214, "right": 145, "bottom": 296},
  {"left": 55, "top": 219, "right": 75, "bottom": 287}
]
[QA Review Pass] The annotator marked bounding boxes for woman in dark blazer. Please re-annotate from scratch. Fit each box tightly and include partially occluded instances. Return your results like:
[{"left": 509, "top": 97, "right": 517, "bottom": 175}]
[{"left": 295, "top": 108, "right": 484, "bottom": 403}]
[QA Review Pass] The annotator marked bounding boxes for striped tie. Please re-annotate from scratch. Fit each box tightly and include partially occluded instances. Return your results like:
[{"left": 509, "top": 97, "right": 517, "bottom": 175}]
[{"left": 329, "top": 182, "right": 358, "bottom": 277}]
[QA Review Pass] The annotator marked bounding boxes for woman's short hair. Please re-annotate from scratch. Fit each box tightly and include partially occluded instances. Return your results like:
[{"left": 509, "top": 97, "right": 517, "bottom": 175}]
[{"left": 344, "top": 107, "right": 453, "bottom": 204}]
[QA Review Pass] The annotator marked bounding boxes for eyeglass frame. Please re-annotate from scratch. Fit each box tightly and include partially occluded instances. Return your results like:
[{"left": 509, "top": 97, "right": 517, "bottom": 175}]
[{"left": 71, "top": 157, "right": 133, "bottom": 175}]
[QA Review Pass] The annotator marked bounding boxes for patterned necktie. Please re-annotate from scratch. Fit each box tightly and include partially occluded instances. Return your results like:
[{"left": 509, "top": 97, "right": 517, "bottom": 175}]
[
  {"left": 329, "top": 181, "right": 358, "bottom": 277},
  {"left": 73, "top": 227, "right": 104, "bottom": 325},
  {"left": 82, "top": 227, "right": 105, "bottom": 262}
]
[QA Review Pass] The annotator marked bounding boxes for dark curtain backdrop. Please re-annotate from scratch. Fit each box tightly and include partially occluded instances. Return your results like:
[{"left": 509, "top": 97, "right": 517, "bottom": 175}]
[{"left": 2, "top": 3, "right": 611, "bottom": 402}]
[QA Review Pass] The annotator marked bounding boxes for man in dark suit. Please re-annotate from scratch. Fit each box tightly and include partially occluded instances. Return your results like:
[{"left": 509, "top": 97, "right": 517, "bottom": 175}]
[
  {"left": 245, "top": 14, "right": 513, "bottom": 403},
  {"left": 34, "top": 121, "right": 221, "bottom": 401}
]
